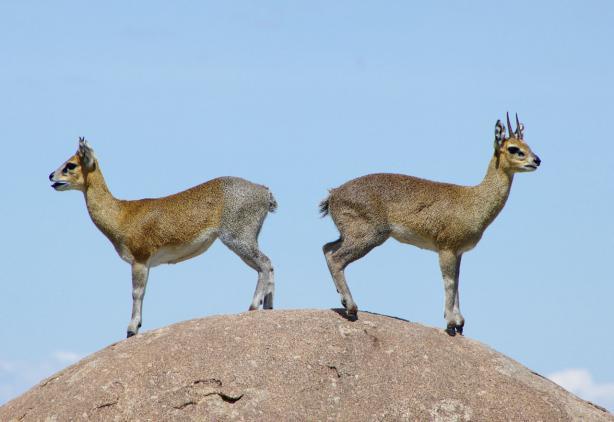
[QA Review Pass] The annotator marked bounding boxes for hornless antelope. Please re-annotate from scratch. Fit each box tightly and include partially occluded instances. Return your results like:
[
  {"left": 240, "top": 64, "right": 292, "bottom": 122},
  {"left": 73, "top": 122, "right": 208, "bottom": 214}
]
[
  {"left": 50, "top": 138, "right": 277, "bottom": 337},
  {"left": 320, "top": 114, "right": 541, "bottom": 335}
]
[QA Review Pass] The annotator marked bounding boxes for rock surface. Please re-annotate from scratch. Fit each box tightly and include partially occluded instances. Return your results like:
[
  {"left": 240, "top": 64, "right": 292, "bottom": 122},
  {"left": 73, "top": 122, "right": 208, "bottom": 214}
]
[{"left": 1, "top": 309, "right": 611, "bottom": 421}]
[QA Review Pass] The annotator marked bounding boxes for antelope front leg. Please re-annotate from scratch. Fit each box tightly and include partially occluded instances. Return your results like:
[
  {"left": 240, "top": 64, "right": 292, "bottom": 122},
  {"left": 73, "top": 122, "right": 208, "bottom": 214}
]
[
  {"left": 438, "top": 250, "right": 465, "bottom": 336},
  {"left": 127, "top": 262, "right": 149, "bottom": 338}
]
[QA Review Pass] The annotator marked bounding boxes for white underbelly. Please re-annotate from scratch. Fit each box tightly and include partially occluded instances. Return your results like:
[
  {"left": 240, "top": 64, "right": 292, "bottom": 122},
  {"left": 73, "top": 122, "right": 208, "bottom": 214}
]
[
  {"left": 149, "top": 229, "right": 218, "bottom": 267},
  {"left": 390, "top": 225, "right": 437, "bottom": 251}
]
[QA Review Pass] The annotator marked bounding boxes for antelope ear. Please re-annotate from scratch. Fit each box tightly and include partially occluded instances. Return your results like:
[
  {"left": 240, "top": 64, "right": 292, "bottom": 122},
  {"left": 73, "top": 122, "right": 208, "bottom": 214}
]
[
  {"left": 78, "top": 137, "right": 96, "bottom": 170},
  {"left": 494, "top": 120, "right": 505, "bottom": 148}
]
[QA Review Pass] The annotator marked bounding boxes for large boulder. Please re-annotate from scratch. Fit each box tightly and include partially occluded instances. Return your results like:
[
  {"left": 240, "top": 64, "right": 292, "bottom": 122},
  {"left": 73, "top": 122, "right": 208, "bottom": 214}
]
[{"left": 1, "top": 309, "right": 611, "bottom": 421}]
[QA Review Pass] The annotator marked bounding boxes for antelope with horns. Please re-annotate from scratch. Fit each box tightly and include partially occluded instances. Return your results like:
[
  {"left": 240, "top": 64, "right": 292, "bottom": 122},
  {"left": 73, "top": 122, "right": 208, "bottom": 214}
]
[
  {"left": 320, "top": 113, "right": 541, "bottom": 335},
  {"left": 50, "top": 138, "right": 277, "bottom": 337}
]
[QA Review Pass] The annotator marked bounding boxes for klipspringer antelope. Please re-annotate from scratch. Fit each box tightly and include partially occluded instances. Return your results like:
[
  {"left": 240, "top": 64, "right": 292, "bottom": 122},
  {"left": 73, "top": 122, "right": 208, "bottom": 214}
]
[
  {"left": 50, "top": 138, "right": 277, "bottom": 337},
  {"left": 320, "top": 114, "right": 540, "bottom": 335}
]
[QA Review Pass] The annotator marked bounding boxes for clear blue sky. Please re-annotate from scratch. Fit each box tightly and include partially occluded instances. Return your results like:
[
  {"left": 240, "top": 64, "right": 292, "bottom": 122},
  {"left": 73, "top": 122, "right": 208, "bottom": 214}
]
[{"left": 1, "top": 1, "right": 613, "bottom": 410}]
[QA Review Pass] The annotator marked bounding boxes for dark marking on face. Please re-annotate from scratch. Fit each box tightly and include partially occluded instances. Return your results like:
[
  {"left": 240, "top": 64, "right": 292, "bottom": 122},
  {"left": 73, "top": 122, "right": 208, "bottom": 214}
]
[
  {"left": 63, "top": 162, "right": 78, "bottom": 173},
  {"left": 507, "top": 146, "right": 525, "bottom": 158}
]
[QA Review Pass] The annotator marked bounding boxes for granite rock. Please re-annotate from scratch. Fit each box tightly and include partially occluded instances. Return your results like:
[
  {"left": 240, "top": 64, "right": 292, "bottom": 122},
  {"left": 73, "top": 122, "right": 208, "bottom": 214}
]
[{"left": 1, "top": 309, "right": 611, "bottom": 421}]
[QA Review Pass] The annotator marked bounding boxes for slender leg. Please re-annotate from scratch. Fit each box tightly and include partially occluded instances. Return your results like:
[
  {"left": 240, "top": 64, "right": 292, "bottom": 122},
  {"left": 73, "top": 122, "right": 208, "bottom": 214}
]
[
  {"left": 323, "top": 239, "right": 357, "bottom": 314},
  {"left": 219, "top": 232, "right": 274, "bottom": 311},
  {"left": 438, "top": 250, "right": 465, "bottom": 335},
  {"left": 251, "top": 252, "right": 274, "bottom": 310},
  {"left": 323, "top": 231, "right": 388, "bottom": 317},
  {"left": 262, "top": 265, "right": 275, "bottom": 310},
  {"left": 127, "top": 262, "right": 149, "bottom": 338},
  {"left": 453, "top": 256, "right": 462, "bottom": 333},
  {"left": 323, "top": 239, "right": 342, "bottom": 296}
]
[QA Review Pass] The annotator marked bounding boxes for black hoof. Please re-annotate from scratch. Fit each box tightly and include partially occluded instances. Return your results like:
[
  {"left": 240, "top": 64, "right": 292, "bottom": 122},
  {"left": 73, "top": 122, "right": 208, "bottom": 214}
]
[
  {"left": 127, "top": 331, "right": 136, "bottom": 338},
  {"left": 346, "top": 307, "right": 358, "bottom": 322},
  {"left": 445, "top": 323, "right": 464, "bottom": 336}
]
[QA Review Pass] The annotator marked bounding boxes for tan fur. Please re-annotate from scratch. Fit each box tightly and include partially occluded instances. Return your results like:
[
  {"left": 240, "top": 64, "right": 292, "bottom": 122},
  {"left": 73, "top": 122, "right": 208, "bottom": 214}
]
[
  {"left": 85, "top": 165, "right": 224, "bottom": 264},
  {"left": 50, "top": 139, "right": 276, "bottom": 337},
  {"left": 56, "top": 152, "right": 225, "bottom": 264},
  {"left": 322, "top": 117, "right": 540, "bottom": 334},
  {"left": 328, "top": 156, "right": 513, "bottom": 254}
]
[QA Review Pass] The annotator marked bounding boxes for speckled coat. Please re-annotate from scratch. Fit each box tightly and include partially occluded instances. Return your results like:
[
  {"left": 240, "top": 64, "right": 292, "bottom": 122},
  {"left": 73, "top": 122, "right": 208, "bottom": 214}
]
[
  {"left": 321, "top": 117, "right": 541, "bottom": 335},
  {"left": 50, "top": 139, "right": 276, "bottom": 337}
]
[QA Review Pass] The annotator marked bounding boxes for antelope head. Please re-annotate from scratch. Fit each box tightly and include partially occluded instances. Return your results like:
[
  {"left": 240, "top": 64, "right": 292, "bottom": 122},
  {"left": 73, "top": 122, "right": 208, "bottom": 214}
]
[
  {"left": 49, "top": 137, "right": 97, "bottom": 191},
  {"left": 494, "top": 113, "right": 541, "bottom": 173}
]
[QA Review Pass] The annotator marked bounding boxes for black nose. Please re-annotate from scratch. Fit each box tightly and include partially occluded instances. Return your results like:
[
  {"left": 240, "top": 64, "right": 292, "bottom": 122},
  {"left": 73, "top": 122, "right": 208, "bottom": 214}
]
[
  {"left": 49, "top": 172, "right": 54, "bottom": 181},
  {"left": 534, "top": 155, "right": 541, "bottom": 166}
]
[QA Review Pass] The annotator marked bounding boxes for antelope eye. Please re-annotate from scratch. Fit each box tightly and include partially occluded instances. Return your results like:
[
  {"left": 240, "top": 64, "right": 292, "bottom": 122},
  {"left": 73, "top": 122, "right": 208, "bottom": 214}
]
[
  {"left": 66, "top": 163, "right": 77, "bottom": 170},
  {"left": 507, "top": 146, "right": 526, "bottom": 157}
]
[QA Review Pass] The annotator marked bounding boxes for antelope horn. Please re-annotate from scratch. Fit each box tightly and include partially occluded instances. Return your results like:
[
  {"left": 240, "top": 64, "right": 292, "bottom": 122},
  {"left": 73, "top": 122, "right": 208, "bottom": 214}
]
[
  {"left": 515, "top": 113, "right": 521, "bottom": 138},
  {"left": 516, "top": 113, "right": 525, "bottom": 139},
  {"left": 506, "top": 112, "right": 513, "bottom": 138}
]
